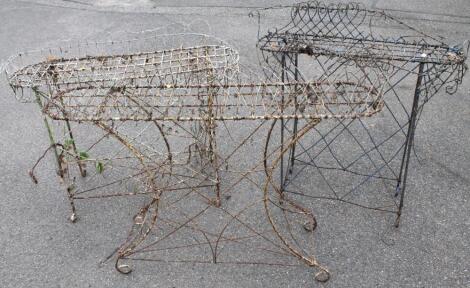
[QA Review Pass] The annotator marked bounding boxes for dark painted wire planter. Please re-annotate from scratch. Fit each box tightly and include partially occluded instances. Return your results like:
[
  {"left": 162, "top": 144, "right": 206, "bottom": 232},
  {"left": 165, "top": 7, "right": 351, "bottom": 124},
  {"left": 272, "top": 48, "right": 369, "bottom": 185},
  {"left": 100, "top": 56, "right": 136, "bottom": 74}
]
[{"left": 252, "top": 1, "right": 468, "bottom": 229}]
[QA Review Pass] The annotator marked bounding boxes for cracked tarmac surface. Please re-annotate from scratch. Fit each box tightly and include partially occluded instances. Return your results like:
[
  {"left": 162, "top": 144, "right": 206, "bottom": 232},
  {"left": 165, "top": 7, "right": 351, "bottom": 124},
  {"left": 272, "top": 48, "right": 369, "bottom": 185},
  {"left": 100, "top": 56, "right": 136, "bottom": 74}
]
[{"left": 0, "top": 0, "right": 469, "bottom": 287}]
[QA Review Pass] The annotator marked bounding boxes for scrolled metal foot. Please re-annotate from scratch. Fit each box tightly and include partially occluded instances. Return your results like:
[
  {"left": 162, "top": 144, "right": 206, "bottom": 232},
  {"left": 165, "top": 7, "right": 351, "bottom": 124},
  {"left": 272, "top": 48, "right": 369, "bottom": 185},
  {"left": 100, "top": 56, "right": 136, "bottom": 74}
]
[
  {"left": 209, "top": 197, "right": 221, "bottom": 207},
  {"left": 69, "top": 213, "right": 77, "bottom": 223},
  {"left": 115, "top": 259, "right": 132, "bottom": 274},
  {"left": 394, "top": 213, "right": 401, "bottom": 228},
  {"left": 303, "top": 219, "right": 317, "bottom": 232},
  {"left": 314, "top": 269, "right": 330, "bottom": 283}
]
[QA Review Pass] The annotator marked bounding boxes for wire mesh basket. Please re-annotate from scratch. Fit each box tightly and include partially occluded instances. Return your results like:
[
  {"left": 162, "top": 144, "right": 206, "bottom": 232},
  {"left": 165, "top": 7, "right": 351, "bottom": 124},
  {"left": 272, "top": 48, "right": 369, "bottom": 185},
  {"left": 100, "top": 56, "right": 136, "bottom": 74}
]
[
  {"left": 3, "top": 32, "right": 239, "bottom": 102},
  {"left": 43, "top": 79, "right": 383, "bottom": 122}
]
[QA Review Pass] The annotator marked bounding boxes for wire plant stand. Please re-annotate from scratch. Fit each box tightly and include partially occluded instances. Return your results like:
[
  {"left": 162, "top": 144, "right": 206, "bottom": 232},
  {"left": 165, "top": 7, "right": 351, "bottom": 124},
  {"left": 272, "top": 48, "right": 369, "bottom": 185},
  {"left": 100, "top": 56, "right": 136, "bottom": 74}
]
[
  {"left": 251, "top": 0, "right": 468, "bottom": 228},
  {"left": 3, "top": 32, "right": 239, "bottom": 221},
  {"left": 3, "top": 27, "right": 385, "bottom": 281}
]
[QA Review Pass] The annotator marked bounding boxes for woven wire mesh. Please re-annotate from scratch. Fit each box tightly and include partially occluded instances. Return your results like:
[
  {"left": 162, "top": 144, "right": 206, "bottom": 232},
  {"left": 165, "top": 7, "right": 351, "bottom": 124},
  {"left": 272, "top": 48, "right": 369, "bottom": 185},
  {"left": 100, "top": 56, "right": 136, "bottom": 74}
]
[
  {"left": 43, "top": 79, "right": 382, "bottom": 122},
  {"left": 3, "top": 32, "right": 238, "bottom": 102}
]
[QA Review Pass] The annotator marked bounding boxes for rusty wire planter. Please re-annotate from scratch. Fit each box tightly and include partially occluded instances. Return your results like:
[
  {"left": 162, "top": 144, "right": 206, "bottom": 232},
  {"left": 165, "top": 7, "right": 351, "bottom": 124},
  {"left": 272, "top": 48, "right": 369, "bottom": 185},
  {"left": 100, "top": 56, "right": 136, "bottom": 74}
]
[
  {"left": 3, "top": 32, "right": 239, "bottom": 220},
  {"left": 40, "top": 64, "right": 383, "bottom": 281},
  {"left": 3, "top": 24, "right": 386, "bottom": 282}
]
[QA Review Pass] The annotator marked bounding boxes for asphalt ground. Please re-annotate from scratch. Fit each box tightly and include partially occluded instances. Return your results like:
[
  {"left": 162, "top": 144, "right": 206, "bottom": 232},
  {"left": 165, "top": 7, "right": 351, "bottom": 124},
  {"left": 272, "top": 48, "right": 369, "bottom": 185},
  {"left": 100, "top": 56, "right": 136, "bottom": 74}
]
[{"left": 0, "top": 1, "right": 469, "bottom": 287}]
